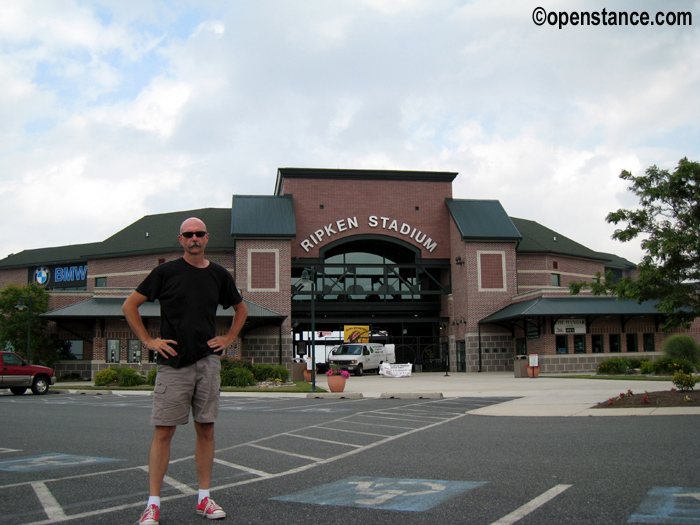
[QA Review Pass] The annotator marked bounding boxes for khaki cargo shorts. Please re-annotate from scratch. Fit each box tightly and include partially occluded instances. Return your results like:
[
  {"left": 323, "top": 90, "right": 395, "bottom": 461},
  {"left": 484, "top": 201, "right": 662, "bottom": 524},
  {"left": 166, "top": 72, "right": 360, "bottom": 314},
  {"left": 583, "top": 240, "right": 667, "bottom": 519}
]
[{"left": 151, "top": 353, "right": 221, "bottom": 426}]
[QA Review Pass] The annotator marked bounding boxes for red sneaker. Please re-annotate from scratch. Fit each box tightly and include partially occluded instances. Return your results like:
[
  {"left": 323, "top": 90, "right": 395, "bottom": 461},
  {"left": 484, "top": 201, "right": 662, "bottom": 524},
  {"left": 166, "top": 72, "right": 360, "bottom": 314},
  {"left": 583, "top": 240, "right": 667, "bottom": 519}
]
[
  {"left": 197, "top": 497, "right": 226, "bottom": 519},
  {"left": 139, "top": 504, "right": 159, "bottom": 524}
]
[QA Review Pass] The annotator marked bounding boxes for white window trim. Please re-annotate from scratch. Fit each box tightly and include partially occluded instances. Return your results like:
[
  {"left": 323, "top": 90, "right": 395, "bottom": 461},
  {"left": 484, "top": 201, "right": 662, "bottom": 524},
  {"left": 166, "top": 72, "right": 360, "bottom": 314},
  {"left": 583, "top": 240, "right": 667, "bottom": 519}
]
[
  {"left": 247, "top": 249, "right": 279, "bottom": 292},
  {"left": 477, "top": 250, "right": 507, "bottom": 292}
]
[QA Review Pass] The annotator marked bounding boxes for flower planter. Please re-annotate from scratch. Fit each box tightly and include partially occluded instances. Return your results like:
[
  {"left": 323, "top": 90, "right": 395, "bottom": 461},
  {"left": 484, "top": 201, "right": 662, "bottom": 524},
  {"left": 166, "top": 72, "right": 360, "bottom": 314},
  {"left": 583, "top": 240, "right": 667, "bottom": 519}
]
[
  {"left": 526, "top": 365, "right": 540, "bottom": 378},
  {"left": 326, "top": 374, "right": 346, "bottom": 392},
  {"left": 303, "top": 368, "right": 312, "bottom": 382}
]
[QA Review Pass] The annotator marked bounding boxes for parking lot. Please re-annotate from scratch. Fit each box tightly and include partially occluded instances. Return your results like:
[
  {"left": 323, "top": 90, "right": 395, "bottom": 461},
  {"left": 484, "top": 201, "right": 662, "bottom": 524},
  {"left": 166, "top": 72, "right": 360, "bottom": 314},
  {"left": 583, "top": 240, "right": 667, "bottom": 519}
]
[{"left": 1, "top": 390, "right": 699, "bottom": 524}]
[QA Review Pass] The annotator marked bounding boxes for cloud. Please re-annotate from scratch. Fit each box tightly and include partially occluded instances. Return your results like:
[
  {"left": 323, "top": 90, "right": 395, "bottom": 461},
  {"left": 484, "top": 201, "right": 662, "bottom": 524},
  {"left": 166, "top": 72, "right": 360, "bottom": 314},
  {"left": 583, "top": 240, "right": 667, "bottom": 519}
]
[{"left": 0, "top": 0, "right": 698, "bottom": 265}]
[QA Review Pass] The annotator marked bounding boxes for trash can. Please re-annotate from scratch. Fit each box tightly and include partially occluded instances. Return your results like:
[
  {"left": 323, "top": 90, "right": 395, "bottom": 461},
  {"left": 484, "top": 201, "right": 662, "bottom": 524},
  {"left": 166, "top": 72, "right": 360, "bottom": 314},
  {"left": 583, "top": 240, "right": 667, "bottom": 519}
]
[{"left": 514, "top": 355, "right": 528, "bottom": 378}]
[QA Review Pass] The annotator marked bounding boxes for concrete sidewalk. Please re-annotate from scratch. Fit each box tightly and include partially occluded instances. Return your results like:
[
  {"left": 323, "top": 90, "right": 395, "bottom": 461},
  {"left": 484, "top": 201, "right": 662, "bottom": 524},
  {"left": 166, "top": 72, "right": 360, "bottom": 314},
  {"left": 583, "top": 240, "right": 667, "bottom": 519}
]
[
  {"left": 305, "top": 372, "right": 700, "bottom": 417},
  {"left": 53, "top": 372, "right": 700, "bottom": 417}
]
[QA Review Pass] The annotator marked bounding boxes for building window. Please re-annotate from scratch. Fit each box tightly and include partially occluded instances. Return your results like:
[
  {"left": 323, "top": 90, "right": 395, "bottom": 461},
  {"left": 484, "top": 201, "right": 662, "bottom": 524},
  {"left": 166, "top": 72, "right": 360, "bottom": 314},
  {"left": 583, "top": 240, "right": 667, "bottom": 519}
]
[
  {"left": 643, "top": 333, "right": 655, "bottom": 352},
  {"left": 592, "top": 334, "right": 604, "bottom": 353},
  {"left": 551, "top": 273, "right": 561, "bottom": 287},
  {"left": 574, "top": 334, "right": 586, "bottom": 354},
  {"left": 128, "top": 339, "right": 142, "bottom": 363},
  {"left": 477, "top": 251, "right": 506, "bottom": 291},
  {"left": 553, "top": 261, "right": 558, "bottom": 269},
  {"left": 69, "top": 340, "right": 83, "bottom": 359},
  {"left": 106, "top": 339, "right": 120, "bottom": 363},
  {"left": 626, "top": 333, "right": 638, "bottom": 353},
  {"left": 609, "top": 334, "right": 621, "bottom": 353},
  {"left": 556, "top": 334, "right": 568, "bottom": 354},
  {"left": 58, "top": 340, "right": 83, "bottom": 359},
  {"left": 149, "top": 350, "right": 158, "bottom": 363},
  {"left": 248, "top": 249, "right": 279, "bottom": 292},
  {"left": 95, "top": 277, "right": 107, "bottom": 288}
]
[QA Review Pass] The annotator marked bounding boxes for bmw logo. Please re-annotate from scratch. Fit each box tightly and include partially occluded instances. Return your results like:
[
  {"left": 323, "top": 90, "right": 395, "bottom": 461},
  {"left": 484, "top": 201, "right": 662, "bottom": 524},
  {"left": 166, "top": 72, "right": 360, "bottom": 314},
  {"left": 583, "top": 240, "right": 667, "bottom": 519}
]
[{"left": 34, "top": 267, "right": 50, "bottom": 286}]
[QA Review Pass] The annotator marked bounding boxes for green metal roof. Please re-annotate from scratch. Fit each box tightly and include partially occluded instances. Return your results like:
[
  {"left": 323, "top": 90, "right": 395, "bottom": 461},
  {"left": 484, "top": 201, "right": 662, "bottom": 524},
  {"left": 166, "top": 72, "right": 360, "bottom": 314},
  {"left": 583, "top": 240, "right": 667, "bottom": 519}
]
[
  {"left": 41, "top": 296, "right": 285, "bottom": 337},
  {"left": 0, "top": 242, "right": 102, "bottom": 269},
  {"left": 510, "top": 217, "right": 608, "bottom": 262},
  {"left": 275, "top": 168, "right": 458, "bottom": 195},
  {"left": 41, "top": 296, "right": 284, "bottom": 320},
  {"left": 231, "top": 195, "right": 296, "bottom": 238},
  {"left": 594, "top": 251, "right": 637, "bottom": 271},
  {"left": 479, "top": 296, "right": 662, "bottom": 324},
  {"left": 91, "top": 208, "right": 236, "bottom": 258},
  {"left": 446, "top": 199, "right": 522, "bottom": 241},
  {"left": 0, "top": 209, "right": 237, "bottom": 267}
]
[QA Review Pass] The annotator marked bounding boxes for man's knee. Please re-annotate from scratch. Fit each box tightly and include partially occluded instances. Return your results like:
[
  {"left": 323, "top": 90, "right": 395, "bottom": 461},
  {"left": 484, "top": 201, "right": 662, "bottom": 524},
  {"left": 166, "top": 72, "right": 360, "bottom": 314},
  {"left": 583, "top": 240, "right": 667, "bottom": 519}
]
[
  {"left": 194, "top": 421, "right": 215, "bottom": 440},
  {"left": 153, "top": 425, "right": 176, "bottom": 443}
]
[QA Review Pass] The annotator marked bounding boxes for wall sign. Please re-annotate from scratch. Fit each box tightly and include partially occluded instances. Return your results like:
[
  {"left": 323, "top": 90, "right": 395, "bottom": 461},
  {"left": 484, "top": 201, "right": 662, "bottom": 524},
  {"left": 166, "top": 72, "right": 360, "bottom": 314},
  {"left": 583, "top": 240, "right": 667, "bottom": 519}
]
[
  {"left": 554, "top": 319, "right": 586, "bottom": 334},
  {"left": 300, "top": 215, "right": 438, "bottom": 253},
  {"left": 526, "top": 324, "right": 540, "bottom": 340},
  {"left": 28, "top": 263, "right": 88, "bottom": 289}
]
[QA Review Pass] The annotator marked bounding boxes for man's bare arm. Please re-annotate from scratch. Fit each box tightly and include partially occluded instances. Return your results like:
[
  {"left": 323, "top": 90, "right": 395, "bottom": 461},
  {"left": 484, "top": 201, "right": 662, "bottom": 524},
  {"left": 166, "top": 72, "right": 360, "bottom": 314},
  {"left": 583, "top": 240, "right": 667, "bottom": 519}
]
[{"left": 122, "top": 291, "right": 178, "bottom": 358}]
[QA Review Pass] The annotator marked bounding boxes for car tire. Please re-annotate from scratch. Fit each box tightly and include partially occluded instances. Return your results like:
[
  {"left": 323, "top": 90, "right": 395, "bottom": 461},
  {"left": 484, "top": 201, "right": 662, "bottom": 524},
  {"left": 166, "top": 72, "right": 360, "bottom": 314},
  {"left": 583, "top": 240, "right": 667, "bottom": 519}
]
[
  {"left": 10, "top": 387, "right": 27, "bottom": 395},
  {"left": 31, "top": 377, "right": 50, "bottom": 395},
  {"left": 355, "top": 364, "right": 363, "bottom": 376}
]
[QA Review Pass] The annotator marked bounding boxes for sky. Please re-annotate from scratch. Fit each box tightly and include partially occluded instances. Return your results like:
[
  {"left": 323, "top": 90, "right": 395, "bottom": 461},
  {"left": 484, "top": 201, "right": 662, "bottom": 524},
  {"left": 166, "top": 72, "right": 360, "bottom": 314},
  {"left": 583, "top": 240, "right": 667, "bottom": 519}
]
[{"left": 1, "top": 0, "right": 699, "bottom": 264}]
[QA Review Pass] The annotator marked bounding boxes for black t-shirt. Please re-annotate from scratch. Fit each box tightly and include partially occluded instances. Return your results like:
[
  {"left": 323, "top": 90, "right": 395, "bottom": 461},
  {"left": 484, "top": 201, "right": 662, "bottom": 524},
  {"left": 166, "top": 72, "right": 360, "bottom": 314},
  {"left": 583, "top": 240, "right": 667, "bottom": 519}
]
[{"left": 136, "top": 258, "right": 243, "bottom": 369}]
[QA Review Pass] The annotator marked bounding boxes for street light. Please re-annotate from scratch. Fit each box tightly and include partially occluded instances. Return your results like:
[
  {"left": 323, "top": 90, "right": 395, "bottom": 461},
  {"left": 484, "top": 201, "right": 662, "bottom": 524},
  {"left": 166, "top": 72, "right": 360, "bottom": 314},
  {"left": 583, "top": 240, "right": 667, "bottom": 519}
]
[
  {"left": 299, "top": 267, "right": 316, "bottom": 391},
  {"left": 14, "top": 296, "right": 32, "bottom": 365}
]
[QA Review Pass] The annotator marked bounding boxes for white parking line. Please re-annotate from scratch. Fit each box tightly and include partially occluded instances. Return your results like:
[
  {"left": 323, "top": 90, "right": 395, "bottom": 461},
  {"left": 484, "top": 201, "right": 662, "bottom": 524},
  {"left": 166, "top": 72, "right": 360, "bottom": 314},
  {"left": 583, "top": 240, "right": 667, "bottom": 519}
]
[
  {"left": 490, "top": 484, "right": 572, "bottom": 525},
  {"left": 138, "top": 466, "right": 198, "bottom": 495},
  {"left": 31, "top": 482, "right": 67, "bottom": 521}
]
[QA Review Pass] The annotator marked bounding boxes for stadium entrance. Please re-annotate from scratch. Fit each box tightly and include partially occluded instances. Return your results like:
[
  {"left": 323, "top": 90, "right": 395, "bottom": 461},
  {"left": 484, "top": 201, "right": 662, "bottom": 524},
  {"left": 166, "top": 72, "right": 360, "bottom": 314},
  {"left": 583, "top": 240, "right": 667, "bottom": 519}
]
[{"left": 291, "top": 235, "right": 451, "bottom": 371}]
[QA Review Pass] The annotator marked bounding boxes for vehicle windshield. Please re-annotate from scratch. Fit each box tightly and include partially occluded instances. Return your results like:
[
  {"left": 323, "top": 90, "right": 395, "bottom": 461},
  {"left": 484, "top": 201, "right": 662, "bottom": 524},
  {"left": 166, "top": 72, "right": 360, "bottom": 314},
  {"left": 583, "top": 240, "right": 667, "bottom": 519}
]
[{"left": 333, "top": 344, "right": 362, "bottom": 356}]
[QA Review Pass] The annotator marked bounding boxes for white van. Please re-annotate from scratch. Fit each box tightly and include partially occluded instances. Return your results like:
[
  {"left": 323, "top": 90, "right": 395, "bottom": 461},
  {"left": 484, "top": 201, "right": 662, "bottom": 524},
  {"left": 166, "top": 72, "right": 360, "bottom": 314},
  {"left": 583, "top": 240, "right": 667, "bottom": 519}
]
[{"left": 328, "top": 343, "right": 396, "bottom": 376}]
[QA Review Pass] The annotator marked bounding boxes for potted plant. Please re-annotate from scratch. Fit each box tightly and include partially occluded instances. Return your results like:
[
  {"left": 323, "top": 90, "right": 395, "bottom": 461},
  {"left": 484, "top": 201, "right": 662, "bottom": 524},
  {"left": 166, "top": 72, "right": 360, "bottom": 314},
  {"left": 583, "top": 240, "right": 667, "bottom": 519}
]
[{"left": 326, "top": 366, "right": 350, "bottom": 392}]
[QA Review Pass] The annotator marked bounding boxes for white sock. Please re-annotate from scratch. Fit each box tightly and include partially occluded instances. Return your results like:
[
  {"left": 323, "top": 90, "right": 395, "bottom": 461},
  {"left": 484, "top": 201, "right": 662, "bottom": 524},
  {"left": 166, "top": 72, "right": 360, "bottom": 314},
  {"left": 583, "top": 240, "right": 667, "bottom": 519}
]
[
  {"left": 147, "top": 496, "right": 160, "bottom": 508},
  {"left": 198, "top": 489, "right": 210, "bottom": 504}
]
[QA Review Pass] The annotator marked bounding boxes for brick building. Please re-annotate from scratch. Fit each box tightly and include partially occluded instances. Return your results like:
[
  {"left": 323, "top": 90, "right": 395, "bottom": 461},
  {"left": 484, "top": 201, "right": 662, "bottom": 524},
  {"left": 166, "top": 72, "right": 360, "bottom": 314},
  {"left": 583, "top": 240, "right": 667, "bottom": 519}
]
[{"left": 0, "top": 168, "right": 696, "bottom": 379}]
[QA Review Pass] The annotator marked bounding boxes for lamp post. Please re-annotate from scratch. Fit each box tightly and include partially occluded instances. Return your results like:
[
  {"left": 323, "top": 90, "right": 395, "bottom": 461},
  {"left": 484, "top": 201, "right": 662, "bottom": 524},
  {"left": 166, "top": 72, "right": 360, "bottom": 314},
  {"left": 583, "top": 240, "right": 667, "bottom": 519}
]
[
  {"left": 14, "top": 296, "right": 32, "bottom": 364},
  {"left": 300, "top": 267, "right": 316, "bottom": 391}
]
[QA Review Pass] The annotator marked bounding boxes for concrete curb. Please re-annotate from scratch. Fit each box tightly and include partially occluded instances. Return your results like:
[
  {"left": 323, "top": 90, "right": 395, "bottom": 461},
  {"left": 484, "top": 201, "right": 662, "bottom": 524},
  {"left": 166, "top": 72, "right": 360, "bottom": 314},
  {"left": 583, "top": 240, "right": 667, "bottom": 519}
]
[{"left": 306, "top": 392, "right": 364, "bottom": 399}]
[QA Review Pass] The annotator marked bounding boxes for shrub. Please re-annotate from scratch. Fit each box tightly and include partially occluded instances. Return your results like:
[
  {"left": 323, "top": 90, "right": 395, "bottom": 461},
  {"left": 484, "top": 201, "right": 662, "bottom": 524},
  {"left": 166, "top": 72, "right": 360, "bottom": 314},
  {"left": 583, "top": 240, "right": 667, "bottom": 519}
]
[
  {"left": 270, "top": 364, "right": 289, "bottom": 382},
  {"left": 672, "top": 371, "right": 698, "bottom": 391},
  {"left": 597, "top": 357, "right": 629, "bottom": 375},
  {"left": 650, "top": 356, "right": 695, "bottom": 375},
  {"left": 626, "top": 357, "right": 646, "bottom": 369},
  {"left": 221, "top": 357, "right": 254, "bottom": 372},
  {"left": 221, "top": 368, "right": 256, "bottom": 388},
  {"left": 58, "top": 372, "right": 83, "bottom": 381},
  {"left": 94, "top": 368, "right": 119, "bottom": 386},
  {"left": 663, "top": 335, "right": 700, "bottom": 364},
  {"left": 252, "top": 364, "right": 275, "bottom": 381},
  {"left": 146, "top": 368, "right": 157, "bottom": 386},
  {"left": 640, "top": 360, "right": 655, "bottom": 375},
  {"left": 118, "top": 367, "right": 146, "bottom": 387}
]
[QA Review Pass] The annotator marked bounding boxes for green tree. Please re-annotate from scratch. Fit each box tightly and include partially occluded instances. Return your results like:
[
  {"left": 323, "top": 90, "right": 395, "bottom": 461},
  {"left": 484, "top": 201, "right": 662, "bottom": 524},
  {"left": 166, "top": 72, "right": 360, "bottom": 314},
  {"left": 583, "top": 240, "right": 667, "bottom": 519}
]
[
  {"left": 0, "top": 283, "right": 51, "bottom": 365},
  {"left": 570, "top": 157, "right": 700, "bottom": 329}
]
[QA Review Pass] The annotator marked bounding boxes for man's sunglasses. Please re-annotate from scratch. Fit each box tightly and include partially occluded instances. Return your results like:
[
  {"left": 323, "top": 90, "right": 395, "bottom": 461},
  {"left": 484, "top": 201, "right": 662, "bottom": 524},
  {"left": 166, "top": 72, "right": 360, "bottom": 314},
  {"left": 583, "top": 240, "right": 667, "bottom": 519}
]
[{"left": 180, "top": 231, "right": 208, "bottom": 238}]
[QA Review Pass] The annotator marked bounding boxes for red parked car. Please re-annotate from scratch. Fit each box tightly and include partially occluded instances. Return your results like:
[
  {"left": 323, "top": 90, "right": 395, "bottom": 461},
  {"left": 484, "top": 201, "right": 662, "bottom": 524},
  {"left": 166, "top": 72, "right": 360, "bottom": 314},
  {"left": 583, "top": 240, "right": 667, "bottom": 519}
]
[{"left": 0, "top": 351, "right": 56, "bottom": 395}]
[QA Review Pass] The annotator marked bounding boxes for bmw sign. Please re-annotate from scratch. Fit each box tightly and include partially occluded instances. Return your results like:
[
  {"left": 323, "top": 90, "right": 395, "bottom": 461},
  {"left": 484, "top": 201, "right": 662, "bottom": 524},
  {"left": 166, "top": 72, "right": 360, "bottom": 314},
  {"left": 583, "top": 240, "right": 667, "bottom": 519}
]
[
  {"left": 33, "top": 267, "right": 50, "bottom": 286},
  {"left": 28, "top": 263, "right": 88, "bottom": 290}
]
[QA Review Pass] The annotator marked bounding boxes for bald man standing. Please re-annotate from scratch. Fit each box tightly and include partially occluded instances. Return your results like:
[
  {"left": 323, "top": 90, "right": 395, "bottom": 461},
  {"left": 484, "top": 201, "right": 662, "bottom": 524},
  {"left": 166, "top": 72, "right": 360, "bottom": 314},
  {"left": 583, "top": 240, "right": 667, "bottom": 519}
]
[{"left": 123, "top": 217, "right": 248, "bottom": 524}]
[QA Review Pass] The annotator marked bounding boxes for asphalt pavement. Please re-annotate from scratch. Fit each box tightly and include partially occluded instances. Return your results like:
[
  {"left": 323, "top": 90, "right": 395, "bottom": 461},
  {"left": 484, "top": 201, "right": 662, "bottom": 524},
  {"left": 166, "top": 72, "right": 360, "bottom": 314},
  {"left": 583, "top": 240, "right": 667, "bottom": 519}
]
[{"left": 56, "top": 371, "right": 700, "bottom": 417}]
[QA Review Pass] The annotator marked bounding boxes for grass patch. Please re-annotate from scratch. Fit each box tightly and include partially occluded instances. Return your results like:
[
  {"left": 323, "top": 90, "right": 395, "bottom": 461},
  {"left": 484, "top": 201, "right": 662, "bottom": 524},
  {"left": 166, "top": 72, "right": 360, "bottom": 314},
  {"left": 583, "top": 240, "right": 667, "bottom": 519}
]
[{"left": 53, "top": 381, "right": 322, "bottom": 393}]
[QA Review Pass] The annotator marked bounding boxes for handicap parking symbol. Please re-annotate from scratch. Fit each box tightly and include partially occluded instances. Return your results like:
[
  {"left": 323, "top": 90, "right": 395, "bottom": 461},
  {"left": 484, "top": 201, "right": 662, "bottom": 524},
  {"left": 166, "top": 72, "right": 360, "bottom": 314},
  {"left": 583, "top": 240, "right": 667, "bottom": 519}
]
[
  {"left": 629, "top": 486, "right": 700, "bottom": 524},
  {"left": 272, "top": 476, "right": 487, "bottom": 511},
  {"left": 0, "top": 454, "right": 120, "bottom": 472}
]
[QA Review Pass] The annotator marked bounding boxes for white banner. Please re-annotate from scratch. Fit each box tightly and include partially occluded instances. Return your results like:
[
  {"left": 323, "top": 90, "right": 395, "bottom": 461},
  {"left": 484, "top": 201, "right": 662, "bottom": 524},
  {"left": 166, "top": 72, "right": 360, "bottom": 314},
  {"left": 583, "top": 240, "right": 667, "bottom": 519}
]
[
  {"left": 554, "top": 319, "right": 586, "bottom": 334},
  {"left": 379, "top": 363, "right": 412, "bottom": 377}
]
